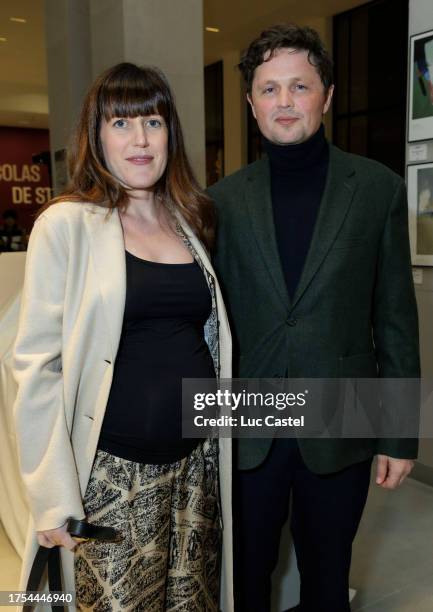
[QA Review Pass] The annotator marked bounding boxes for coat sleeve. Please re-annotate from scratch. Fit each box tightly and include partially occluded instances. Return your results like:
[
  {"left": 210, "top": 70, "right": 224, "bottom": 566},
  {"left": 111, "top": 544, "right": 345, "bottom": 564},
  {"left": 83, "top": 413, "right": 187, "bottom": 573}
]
[
  {"left": 13, "top": 213, "right": 85, "bottom": 531},
  {"left": 372, "top": 179, "right": 420, "bottom": 459}
]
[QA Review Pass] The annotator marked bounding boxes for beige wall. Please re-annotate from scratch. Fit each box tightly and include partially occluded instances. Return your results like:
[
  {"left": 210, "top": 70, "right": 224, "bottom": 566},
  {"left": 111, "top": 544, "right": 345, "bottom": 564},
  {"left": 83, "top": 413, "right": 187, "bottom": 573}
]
[{"left": 45, "top": 0, "right": 206, "bottom": 189}]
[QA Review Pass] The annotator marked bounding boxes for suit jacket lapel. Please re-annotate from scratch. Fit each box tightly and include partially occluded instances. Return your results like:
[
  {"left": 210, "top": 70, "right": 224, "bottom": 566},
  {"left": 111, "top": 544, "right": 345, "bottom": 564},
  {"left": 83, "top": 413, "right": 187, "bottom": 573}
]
[
  {"left": 245, "top": 158, "right": 290, "bottom": 310},
  {"left": 291, "top": 145, "right": 358, "bottom": 309},
  {"left": 84, "top": 205, "right": 126, "bottom": 361}
]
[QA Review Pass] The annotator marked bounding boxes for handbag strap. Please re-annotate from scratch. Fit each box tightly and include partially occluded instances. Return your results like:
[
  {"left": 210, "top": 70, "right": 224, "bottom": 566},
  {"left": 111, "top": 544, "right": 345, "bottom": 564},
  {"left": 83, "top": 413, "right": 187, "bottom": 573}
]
[
  {"left": 67, "top": 517, "right": 122, "bottom": 542},
  {"left": 23, "top": 546, "right": 65, "bottom": 612},
  {"left": 22, "top": 520, "right": 122, "bottom": 611}
]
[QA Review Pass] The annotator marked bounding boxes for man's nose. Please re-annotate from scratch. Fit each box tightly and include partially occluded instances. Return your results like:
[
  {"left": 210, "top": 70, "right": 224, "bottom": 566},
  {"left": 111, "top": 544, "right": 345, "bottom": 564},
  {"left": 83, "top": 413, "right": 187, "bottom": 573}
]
[{"left": 277, "top": 88, "right": 294, "bottom": 108}]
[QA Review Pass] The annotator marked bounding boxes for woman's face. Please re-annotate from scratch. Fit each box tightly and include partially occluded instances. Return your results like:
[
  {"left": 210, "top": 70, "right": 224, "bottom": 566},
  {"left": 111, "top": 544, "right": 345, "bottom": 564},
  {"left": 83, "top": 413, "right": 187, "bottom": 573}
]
[{"left": 99, "top": 114, "right": 168, "bottom": 193}]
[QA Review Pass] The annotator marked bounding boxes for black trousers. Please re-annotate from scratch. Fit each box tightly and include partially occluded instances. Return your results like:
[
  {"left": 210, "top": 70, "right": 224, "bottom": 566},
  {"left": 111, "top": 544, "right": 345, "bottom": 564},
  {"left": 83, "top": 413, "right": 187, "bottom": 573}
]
[{"left": 233, "top": 438, "right": 372, "bottom": 612}]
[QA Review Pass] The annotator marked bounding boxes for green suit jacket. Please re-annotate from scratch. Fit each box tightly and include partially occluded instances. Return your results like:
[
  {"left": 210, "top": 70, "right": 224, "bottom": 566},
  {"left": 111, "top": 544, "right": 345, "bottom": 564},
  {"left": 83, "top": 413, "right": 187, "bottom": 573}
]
[{"left": 208, "top": 144, "right": 420, "bottom": 473}]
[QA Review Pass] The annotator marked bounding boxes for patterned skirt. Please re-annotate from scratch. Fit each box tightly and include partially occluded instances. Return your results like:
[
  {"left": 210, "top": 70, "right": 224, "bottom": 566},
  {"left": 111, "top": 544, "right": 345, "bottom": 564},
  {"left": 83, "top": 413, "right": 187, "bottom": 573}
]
[{"left": 74, "top": 440, "right": 221, "bottom": 611}]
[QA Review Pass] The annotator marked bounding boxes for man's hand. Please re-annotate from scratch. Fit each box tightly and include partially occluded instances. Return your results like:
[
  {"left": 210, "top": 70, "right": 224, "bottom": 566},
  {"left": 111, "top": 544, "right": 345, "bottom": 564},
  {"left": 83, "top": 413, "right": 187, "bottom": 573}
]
[
  {"left": 37, "top": 521, "right": 78, "bottom": 550},
  {"left": 375, "top": 455, "right": 414, "bottom": 489}
]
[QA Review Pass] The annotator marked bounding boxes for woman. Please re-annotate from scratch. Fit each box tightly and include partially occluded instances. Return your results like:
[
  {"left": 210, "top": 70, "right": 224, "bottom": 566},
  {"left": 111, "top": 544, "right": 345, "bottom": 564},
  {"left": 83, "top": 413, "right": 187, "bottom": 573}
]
[{"left": 13, "top": 63, "right": 233, "bottom": 611}]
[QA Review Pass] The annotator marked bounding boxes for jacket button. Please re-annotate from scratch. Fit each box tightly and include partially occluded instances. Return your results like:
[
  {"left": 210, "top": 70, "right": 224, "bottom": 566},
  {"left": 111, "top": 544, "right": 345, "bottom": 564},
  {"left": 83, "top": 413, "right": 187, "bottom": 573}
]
[{"left": 286, "top": 317, "right": 297, "bottom": 327}]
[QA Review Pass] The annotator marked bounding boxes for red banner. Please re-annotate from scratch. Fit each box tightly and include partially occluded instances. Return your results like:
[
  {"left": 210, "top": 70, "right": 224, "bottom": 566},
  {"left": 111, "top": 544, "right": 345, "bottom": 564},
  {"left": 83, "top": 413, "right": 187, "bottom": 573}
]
[{"left": 0, "top": 127, "right": 52, "bottom": 236}]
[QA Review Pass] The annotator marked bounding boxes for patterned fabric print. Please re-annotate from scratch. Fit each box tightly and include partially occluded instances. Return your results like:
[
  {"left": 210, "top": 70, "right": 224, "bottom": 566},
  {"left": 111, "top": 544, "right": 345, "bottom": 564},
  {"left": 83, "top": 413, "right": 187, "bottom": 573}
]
[
  {"left": 74, "top": 440, "right": 221, "bottom": 611},
  {"left": 175, "top": 221, "right": 220, "bottom": 378}
]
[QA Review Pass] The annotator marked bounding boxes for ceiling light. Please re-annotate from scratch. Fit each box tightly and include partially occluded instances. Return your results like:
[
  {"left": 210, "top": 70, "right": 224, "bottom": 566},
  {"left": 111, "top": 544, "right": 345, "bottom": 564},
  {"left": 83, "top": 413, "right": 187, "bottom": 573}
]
[
  {"left": 10, "top": 17, "right": 27, "bottom": 23},
  {"left": 0, "top": 37, "right": 7, "bottom": 42},
  {"left": 206, "top": 27, "right": 220, "bottom": 33}
]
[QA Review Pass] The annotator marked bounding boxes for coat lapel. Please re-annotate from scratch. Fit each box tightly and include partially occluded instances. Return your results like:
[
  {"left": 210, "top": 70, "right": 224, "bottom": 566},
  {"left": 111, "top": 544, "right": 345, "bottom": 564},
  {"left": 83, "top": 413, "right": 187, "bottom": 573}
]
[
  {"left": 84, "top": 205, "right": 126, "bottom": 361},
  {"left": 245, "top": 158, "right": 290, "bottom": 310},
  {"left": 290, "top": 145, "right": 358, "bottom": 309}
]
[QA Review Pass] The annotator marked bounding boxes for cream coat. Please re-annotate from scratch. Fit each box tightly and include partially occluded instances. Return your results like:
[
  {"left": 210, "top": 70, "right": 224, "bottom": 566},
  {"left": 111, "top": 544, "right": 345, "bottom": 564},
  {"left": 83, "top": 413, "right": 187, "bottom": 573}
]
[{"left": 13, "top": 201, "right": 233, "bottom": 611}]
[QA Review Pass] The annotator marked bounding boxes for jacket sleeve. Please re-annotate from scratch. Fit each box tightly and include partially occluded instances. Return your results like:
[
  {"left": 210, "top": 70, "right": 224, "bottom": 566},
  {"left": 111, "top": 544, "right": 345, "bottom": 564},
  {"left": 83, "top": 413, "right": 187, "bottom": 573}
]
[
  {"left": 372, "top": 179, "right": 420, "bottom": 459},
  {"left": 13, "top": 213, "right": 85, "bottom": 531}
]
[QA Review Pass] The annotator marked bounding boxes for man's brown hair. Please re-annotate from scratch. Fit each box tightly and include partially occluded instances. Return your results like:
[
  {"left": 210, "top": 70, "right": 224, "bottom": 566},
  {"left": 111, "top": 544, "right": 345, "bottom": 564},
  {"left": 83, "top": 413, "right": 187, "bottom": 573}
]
[{"left": 239, "top": 24, "right": 334, "bottom": 94}]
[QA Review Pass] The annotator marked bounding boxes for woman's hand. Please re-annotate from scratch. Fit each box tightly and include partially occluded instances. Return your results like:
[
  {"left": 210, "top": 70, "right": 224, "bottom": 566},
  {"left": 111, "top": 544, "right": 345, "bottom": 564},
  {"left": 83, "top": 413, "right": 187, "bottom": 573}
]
[{"left": 37, "top": 522, "right": 78, "bottom": 550}]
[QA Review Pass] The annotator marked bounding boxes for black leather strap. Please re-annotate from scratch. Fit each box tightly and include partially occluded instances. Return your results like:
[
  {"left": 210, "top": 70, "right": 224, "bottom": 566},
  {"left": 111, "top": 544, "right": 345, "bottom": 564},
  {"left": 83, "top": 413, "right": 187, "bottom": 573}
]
[
  {"left": 66, "top": 518, "right": 123, "bottom": 542},
  {"left": 24, "top": 546, "right": 64, "bottom": 612},
  {"left": 47, "top": 547, "right": 63, "bottom": 594},
  {"left": 23, "top": 520, "right": 122, "bottom": 611}
]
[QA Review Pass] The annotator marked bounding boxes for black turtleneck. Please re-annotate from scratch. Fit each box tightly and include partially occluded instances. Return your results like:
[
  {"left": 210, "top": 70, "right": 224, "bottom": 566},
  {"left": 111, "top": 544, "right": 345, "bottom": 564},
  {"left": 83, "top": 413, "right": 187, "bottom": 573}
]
[{"left": 264, "top": 124, "right": 329, "bottom": 299}]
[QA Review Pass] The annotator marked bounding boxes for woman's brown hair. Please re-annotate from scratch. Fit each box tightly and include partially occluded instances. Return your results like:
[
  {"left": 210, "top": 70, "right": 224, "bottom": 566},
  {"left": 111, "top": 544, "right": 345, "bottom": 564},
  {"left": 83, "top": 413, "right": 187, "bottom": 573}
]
[{"left": 43, "top": 63, "right": 215, "bottom": 249}]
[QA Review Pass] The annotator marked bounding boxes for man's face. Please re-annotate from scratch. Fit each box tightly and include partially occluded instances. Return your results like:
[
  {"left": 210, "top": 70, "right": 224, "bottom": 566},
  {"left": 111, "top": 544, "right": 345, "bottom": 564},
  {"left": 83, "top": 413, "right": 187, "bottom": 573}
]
[
  {"left": 248, "top": 47, "right": 334, "bottom": 145},
  {"left": 4, "top": 216, "right": 15, "bottom": 228}
]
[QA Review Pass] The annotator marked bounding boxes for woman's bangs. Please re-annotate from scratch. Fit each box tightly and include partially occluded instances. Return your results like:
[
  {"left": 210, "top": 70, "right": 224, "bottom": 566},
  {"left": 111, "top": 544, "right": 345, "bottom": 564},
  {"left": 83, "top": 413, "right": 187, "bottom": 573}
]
[{"left": 100, "top": 82, "right": 169, "bottom": 121}]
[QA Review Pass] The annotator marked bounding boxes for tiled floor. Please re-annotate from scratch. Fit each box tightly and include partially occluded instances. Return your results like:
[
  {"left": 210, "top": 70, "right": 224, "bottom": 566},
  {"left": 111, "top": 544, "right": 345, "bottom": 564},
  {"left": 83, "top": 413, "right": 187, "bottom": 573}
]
[
  {"left": 351, "top": 475, "right": 433, "bottom": 611},
  {"left": 1, "top": 475, "right": 433, "bottom": 610}
]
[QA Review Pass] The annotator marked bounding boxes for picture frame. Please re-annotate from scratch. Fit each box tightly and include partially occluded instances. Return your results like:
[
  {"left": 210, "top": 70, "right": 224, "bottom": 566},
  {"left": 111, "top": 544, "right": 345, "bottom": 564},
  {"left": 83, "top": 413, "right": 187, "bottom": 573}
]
[
  {"left": 408, "top": 29, "right": 433, "bottom": 142},
  {"left": 407, "top": 162, "right": 433, "bottom": 266}
]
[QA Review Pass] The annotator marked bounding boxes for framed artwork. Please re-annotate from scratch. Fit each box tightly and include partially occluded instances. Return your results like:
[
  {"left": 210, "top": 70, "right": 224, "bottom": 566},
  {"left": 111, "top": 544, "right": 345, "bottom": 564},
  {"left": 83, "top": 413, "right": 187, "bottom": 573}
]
[
  {"left": 408, "top": 30, "right": 433, "bottom": 142},
  {"left": 408, "top": 162, "right": 433, "bottom": 265}
]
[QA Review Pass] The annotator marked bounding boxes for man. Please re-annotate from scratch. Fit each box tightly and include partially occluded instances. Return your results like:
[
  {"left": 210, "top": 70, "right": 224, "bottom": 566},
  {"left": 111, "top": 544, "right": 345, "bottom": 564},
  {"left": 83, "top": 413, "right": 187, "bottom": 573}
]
[
  {"left": 208, "top": 24, "right": 419, "bottom": 612},
  {"left": 0, "top": 209, "right": 25, "bottom": 252}
]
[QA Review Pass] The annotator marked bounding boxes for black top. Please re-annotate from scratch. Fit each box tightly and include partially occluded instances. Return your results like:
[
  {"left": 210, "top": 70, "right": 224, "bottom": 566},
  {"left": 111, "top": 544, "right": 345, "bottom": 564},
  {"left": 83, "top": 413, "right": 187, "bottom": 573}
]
[
  {"left": 264, "top": 124, "right": 329, "bottom": 298},
  {"left": 98, "top": 250, "right": 214, "bottom": 464}
]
